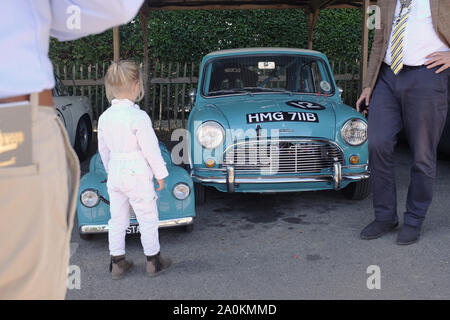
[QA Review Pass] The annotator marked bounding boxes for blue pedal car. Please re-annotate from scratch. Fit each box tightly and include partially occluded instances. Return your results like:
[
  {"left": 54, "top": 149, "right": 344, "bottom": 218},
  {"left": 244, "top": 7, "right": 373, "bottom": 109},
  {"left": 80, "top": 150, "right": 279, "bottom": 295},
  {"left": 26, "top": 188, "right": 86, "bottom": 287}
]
[
  {"left": 77, "top": 142, "right": 195, "bottom": 240},
  {"left": 188, "top": 48, "right": 370, "bottom": 203}
]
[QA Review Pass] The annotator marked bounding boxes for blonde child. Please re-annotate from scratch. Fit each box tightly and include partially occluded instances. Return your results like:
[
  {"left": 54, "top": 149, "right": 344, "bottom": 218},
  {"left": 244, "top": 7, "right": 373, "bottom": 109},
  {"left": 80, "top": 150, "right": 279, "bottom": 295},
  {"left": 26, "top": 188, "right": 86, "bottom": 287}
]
[{"left": 98, "top": 60, "right": 172, "bottom": 279}]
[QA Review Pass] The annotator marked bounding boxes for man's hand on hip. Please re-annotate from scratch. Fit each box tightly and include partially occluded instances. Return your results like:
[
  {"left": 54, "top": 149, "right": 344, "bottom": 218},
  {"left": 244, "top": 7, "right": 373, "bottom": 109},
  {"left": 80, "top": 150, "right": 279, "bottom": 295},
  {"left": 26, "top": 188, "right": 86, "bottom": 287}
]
[
  {"left": 425, "top": 51, "right": 450, "bottom": 74},
  {"left": 356, "top": 87, "right": 371, "bottom": 115}
]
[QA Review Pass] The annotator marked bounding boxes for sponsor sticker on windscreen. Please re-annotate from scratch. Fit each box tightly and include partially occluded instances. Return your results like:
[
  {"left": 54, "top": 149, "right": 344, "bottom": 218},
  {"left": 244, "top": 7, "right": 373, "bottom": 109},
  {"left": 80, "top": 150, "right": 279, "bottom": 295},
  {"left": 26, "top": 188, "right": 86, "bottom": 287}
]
[
  {"left": 225, "top": 68, "right": 241, "bottom": 73},
  {"left": 246, "top": 111, "right": 319, "bottom": 124},
  {"left": 258, "top": 62, "right": 275, "bottom": 70}
]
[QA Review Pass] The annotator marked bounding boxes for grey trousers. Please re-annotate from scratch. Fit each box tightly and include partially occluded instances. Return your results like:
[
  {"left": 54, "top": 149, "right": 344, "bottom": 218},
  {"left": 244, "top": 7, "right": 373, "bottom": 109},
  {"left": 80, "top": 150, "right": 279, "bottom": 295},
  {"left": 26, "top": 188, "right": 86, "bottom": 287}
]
[{"left": 368, "top": 64, "right": 449, "bottom": 227}]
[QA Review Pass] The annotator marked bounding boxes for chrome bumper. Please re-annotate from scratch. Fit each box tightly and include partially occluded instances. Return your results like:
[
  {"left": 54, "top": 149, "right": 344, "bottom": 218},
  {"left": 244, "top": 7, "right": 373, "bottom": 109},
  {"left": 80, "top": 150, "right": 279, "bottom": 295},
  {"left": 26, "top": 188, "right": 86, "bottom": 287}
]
[
  {"left": 80, "top": 217, "right": 194, "bottom": 234},
  {"left": 192, "top": 164, "right": 369, "bottom": 192}
]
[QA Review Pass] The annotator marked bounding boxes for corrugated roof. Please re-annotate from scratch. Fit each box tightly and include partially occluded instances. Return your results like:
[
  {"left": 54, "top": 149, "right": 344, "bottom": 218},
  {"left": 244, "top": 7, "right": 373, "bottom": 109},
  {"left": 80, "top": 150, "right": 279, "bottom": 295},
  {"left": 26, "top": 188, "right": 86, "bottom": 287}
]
[{"left": 205, "top": 47, "right": 322, "bottom": 56}]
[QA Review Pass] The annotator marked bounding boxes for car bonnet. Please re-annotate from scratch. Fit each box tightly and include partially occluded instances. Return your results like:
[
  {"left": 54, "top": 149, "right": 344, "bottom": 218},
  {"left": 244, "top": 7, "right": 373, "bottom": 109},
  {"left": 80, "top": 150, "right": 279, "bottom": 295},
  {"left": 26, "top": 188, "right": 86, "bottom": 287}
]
[{"left": 205, "top": 95, "right": 336, "bottom": 140}]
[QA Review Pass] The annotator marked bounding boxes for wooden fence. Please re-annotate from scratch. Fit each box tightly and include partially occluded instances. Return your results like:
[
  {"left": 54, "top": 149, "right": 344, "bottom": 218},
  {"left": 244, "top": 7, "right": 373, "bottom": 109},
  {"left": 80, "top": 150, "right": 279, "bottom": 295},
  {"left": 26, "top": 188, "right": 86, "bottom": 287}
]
[{"left": 54, "top": 60, "right": 361, "bottom": 131}]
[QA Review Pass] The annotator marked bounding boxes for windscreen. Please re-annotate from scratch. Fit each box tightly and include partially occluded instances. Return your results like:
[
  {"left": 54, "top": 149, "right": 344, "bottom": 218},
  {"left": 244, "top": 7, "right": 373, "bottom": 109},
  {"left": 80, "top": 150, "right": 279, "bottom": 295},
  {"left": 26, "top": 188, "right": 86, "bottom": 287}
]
[{"left": 203, "top": 54, "right": 334, "bottom": 97}]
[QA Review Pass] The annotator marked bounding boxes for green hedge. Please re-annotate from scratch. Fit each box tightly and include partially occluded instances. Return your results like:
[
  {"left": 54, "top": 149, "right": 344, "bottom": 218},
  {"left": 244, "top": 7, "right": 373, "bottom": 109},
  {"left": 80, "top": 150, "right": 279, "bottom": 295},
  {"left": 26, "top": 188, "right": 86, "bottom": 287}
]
[{"left": 49, "top": 8, "right": 371, "bottom": 66}]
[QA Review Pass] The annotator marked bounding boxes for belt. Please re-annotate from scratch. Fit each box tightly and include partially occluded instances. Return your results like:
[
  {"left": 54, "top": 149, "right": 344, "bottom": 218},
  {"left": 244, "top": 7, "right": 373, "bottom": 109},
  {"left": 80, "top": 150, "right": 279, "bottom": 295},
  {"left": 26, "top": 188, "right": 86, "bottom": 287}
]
[
  {"left": 383, "top": 62, "right": 425, "bottom": 71},
  {"left": 0, "top": 89, "right": 54, "bottom": 107},
  {"left": 110, "top": 151, "right": 145, "bottom": 161}
]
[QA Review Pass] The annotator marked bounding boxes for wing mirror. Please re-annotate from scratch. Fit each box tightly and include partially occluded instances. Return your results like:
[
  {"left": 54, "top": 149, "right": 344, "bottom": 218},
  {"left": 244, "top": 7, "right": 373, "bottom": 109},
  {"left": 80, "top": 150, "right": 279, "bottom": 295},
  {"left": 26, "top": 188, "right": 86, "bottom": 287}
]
[
  {"left": 189, "top": 88, "right": 197, "bottom": 108},
  {"left": 338, "top": 86, "right": 343, "bottom": 98}
]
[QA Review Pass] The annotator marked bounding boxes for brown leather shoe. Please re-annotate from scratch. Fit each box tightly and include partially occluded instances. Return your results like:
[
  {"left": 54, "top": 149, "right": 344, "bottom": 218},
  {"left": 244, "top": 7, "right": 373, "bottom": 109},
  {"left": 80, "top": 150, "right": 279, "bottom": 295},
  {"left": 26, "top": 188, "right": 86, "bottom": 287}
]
[
  {"left": 146, "top": 252, "right": 172, "bottom": 277},
  {"left": 110, "top": 255, "right": 133, "bottom": 280}
]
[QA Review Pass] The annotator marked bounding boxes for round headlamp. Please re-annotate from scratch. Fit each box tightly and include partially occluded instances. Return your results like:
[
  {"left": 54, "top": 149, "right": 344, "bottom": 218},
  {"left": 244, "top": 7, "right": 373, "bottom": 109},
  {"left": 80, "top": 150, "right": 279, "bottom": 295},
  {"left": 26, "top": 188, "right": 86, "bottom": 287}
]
[
  {"left": 341, "top": 119, "right": 368, "bottom": 146},
  {"left": 80, "top": 189, "right": 100, "bottom": 208},
  {"left": 196, "top": 121, "right": 225, "bottom": 149},
  {"left": 173, "top": 183, "right": 190, "bottom": 200}
]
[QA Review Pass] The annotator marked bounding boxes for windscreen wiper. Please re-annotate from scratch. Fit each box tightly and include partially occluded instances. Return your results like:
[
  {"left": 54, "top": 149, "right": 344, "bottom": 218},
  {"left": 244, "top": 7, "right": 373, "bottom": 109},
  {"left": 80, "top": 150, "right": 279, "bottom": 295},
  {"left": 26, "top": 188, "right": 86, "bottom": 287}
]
[
  {"left": 242, "top": 87, "right": 293, "bottom": 96},
  {"left": 208, "top": 89, "right": 249, "bottom": 96}
]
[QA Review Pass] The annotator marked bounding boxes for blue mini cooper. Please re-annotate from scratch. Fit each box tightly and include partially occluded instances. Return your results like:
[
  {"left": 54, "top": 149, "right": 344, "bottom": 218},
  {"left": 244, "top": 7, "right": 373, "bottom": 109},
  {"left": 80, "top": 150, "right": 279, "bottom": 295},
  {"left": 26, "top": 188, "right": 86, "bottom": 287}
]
[
  {"left": 77, "top": 142, "right": 195, "bottom": 240},
  {"left": 187, "top": 48, "right": 370, "bottom": 204}
]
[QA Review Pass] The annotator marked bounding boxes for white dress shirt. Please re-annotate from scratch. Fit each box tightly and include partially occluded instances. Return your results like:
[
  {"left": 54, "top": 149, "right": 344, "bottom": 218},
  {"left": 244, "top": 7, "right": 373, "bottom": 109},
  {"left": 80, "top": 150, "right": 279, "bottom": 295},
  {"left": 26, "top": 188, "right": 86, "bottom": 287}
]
[
  {"left": 98, "top": 99, "right": 169, "bottom": 180},
  {"left": 384, "top": 0, "right": 449, "bottom": 66},
  {"left": 0, "top": 0, "right": 143, "bottom": 99}
]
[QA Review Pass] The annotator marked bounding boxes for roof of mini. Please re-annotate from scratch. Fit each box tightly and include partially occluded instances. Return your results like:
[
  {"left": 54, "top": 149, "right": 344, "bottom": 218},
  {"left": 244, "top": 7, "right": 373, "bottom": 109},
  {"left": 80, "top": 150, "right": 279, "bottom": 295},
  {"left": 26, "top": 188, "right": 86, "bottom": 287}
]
[{"left": 205, "top": 47, "right": 324, "bottom": 57}]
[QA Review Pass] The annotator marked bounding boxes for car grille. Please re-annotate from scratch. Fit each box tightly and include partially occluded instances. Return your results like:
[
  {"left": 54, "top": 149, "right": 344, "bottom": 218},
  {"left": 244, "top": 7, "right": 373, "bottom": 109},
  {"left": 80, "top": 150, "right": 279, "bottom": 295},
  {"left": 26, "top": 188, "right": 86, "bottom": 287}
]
[{"left": 223, "top": 139, "right": 344, "bottom": 175}]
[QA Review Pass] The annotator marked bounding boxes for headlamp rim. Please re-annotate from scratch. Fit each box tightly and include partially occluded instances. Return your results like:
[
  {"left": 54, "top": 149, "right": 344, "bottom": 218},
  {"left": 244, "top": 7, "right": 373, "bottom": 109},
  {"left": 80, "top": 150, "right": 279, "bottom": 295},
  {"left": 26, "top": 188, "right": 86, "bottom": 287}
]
[
  {"left": 195, "top": 120, "right": 225, "bottom": 149},
  {"left": 80, "top": 189, "right": 100, "bottom": 208},
  {"left": 172, "top": 183, "right": 191, "bottom": 200},
  {"left": 341, "top": 118, "right": 368, "bottom": 146}
]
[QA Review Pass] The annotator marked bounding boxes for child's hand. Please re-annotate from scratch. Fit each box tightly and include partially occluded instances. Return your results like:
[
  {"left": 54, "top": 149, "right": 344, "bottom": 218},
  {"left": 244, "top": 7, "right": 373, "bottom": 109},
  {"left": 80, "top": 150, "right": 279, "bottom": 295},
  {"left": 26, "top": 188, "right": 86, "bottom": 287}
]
[{"left": 155, "top": 179, "right": 165, "bottom": 191}]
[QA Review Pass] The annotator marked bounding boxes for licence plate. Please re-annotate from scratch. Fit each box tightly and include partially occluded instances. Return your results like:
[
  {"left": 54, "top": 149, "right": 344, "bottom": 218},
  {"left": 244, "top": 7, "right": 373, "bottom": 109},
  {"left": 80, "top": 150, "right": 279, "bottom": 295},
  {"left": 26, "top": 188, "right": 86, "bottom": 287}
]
[
  {"left": 126, "top": 224, "right": 140, "bottom": 234},
  {"left": 246, "top": 111, "right": 319, "bottom": 124}
]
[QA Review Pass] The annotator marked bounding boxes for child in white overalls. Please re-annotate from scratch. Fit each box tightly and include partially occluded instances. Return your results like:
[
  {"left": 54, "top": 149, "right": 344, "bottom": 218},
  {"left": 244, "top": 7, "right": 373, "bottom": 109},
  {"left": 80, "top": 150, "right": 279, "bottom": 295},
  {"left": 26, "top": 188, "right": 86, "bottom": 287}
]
[{"left": 98, "top": 61, "right": 172, "bottom": 279}]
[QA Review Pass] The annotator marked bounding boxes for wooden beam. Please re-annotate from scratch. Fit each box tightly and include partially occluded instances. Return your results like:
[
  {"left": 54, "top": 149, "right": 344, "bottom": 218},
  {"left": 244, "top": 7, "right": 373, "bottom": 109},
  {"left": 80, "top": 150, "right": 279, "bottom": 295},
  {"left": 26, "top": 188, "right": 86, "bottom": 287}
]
[
  {"left": 139, "top": 1, "right": 380, "bottom": 13},
  {"left": 307, "top": 8, "right": 320, "bottom": 50},
  {"left": 143, "top": 4, "right": 366, "bottom": 11},
  {"left": 140, "top": 10, "right": 150, "bottom": 113},
  {"left": 310, "top": 0, "right": 337, "bottom": 10},
  {"left": 113, "top": 27, "right": 120, "bottom": 61},
  {"left": 360, "top": 0, "right": 369, "bottom": 87}
]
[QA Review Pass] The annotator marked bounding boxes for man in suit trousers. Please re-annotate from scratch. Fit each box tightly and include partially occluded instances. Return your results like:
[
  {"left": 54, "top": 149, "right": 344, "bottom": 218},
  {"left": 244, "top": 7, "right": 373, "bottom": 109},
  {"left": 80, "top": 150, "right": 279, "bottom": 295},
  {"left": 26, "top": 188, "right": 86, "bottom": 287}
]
[{"left": 357, "top": 0, "right": 450, "bottom": 245}]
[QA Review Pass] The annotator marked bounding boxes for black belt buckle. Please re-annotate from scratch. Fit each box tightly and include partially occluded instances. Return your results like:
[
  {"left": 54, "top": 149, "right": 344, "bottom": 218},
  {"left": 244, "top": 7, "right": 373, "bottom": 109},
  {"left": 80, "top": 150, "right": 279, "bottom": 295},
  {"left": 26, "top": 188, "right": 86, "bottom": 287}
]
[
  {"left": 402, "top": 64, "right": 424, "bottom": 71},
  {"left": 0, "top": 102, "right": 32, "bottom": 168},
  {"left": 382, "top": 62, "right": 424, "bottom": 71}
]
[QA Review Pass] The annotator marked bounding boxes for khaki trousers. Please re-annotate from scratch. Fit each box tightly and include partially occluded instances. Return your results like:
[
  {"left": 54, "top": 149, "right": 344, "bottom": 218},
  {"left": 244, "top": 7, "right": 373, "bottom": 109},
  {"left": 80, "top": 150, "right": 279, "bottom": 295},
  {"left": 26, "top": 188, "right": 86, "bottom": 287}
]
[{"left": 0, "top": 94, "right": 80, "bottom": 299}]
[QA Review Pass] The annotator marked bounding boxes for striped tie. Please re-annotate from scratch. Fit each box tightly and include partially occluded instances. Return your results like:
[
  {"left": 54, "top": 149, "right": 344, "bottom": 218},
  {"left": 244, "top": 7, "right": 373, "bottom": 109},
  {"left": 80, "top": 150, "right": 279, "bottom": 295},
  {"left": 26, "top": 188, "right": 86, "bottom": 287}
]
[{"left": 390, "top": 0, "right": 413, "bottom": 75}]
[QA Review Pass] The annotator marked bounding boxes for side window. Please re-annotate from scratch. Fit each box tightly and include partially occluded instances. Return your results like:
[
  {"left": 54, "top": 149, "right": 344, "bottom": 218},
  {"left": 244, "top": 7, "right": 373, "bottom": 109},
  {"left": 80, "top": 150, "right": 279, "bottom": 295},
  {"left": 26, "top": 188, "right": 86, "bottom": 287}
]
[
  {"left": 311, "top": 62, "right": 322, "bottom": 93},
  {"left": 298, "top": 60, "right": 332, "bottom": 94},
  {"left": 299, "top": 62, "right": 314, "bottom": 93}
]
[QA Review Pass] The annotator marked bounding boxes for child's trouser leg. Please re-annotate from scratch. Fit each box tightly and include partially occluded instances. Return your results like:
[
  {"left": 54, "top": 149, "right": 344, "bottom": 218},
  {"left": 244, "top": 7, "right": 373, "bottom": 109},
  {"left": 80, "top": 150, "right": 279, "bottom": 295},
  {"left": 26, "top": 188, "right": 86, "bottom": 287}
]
[
  {"left": 128, "top": 189, "right": 160, "bottom": 256},
  {"left": 108, "top": 189, "right": 131, "bottom": 256}
]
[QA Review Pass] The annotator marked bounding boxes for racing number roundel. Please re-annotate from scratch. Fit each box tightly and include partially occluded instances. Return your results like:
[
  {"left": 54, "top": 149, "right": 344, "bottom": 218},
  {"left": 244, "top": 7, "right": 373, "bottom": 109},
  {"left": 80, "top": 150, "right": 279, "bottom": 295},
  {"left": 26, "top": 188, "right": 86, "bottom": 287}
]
[{"left": 286, "top": 101, "right": 325, "bottom": 110}]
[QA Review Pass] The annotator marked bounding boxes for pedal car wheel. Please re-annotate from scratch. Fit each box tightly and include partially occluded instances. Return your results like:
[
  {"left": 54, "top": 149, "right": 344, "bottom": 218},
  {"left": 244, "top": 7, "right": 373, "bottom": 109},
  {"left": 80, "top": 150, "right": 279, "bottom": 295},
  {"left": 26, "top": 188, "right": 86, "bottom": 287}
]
[
  {"left": 194, "top": 183, "right": 205, "bottom": 206},
  {"left": 184, "top": 224, "right": 194, "bottom": 233},
  {"left": 342, "top": 178, "right": 371, "bottom": 200},
  {"left": 80, "top": 233, "right": 93, "bottom": 241}
]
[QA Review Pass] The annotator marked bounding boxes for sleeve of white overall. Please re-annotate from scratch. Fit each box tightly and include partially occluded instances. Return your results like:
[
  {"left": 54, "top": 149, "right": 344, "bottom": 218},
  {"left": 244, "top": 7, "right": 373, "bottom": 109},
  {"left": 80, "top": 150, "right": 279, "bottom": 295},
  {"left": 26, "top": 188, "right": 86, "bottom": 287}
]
[
  {"left": 134, "top": 112, "right": 169, "bottom": 180},
  {"left": 97, "top": 117, "right": 110, "bottom": 174},
  {"left": 48, "top": 0, "right": 144, "bottom": 41}
]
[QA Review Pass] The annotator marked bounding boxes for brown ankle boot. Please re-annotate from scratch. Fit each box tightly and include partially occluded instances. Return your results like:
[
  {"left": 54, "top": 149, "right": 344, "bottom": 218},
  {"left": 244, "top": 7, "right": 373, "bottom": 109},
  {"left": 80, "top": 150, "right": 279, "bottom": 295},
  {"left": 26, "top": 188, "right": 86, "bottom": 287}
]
[
  {"left": 110, "top": 255, "right": 133, "bottom": 280},
  {"left": 146, "top": 252, "right": 172, "bottom": 277}
]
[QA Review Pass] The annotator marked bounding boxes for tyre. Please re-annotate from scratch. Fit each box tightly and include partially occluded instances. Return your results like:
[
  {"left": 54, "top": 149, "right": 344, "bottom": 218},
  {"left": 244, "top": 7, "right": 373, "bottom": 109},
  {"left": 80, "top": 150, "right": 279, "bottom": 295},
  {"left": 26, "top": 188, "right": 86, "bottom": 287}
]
[
  {"left": 184, "top": 224, "right": 194, "bottom": 233},
  {"left": 194, "top": 183, "right": 205, "bottom": 206},
  {"left": 74, "top": 115, "right": 92, "bottom": 161},
  {"left": 342, "top": 178, "right": 371, "bottom": 200},
  {"left": 80, "top": 233, "right": 93, "bottom": 241}
]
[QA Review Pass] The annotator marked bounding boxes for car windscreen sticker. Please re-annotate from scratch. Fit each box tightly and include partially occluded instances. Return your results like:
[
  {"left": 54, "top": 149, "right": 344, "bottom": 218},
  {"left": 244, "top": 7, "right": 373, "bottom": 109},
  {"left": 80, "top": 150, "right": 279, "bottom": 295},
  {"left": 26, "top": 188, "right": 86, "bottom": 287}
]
[
  {"left": 247, "top": 112, "right": 319, "bottom": 124},
  {"left": 286, "top": 101, "right": 325, "bottom": 110},
  {"left": 258, "top": 62, "right": 275, "bottom": 70},
  {"left": 320, "top": 81, "right": 331, "bottom": 92},
  {"left": 225, "top": 68, "right": 241, "bottom": 73}
]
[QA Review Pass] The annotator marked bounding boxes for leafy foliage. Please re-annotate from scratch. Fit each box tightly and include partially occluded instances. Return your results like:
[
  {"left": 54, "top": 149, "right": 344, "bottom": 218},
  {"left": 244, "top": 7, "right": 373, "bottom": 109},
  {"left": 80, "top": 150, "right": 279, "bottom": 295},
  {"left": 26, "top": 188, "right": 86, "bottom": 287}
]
[{"left": 49, "top": 8, "right": 370, "bottom": 66}]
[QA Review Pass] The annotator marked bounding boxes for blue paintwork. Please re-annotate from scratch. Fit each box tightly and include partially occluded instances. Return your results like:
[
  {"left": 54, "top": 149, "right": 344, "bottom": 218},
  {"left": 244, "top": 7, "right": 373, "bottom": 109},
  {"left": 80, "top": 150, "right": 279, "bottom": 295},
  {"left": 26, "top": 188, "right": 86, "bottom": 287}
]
[
  {"left": 187, "top": 48, "right": 368, "bottom": 193},
  {"left": 76, "top": 142, "right": 196, "bottom": 232}
]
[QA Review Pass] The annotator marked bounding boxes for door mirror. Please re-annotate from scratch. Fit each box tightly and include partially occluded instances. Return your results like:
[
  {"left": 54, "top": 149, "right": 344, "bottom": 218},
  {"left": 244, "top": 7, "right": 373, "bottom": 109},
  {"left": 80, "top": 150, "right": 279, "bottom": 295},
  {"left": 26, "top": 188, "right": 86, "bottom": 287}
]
[
  {"left": 189, "top": 88, "right": 197, "bottom": 108},
  {"left": 338, "top": 86, "right": 343, "bottom": 98}
]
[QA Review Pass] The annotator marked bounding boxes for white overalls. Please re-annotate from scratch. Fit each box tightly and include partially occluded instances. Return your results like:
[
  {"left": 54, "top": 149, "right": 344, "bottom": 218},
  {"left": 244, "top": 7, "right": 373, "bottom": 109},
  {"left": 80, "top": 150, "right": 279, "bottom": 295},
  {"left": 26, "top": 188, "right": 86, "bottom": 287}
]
[{"left": 98, "top": 99, "right": 168, "bottom": 257}]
